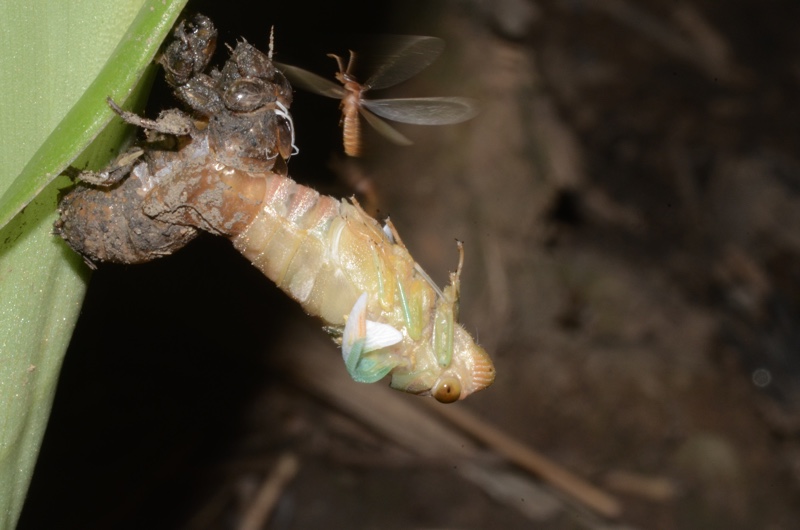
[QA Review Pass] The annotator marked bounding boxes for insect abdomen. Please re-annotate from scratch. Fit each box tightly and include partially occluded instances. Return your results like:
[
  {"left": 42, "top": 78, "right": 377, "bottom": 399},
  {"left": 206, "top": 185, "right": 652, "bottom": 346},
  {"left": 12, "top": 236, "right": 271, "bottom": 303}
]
[
  {"left": 341, "top": 96, "right": 362, "bottom": 157},
  {"left": 231, "top": 175, "right": 363, "bottom": 325}
]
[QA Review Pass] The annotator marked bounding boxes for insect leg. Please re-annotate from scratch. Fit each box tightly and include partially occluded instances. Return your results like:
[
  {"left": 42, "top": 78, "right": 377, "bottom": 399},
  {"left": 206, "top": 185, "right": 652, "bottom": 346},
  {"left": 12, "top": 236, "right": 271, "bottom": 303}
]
[
  {"left": 107, "top": 98, "right": 195, "bottom": 136},
  {"left": 448, "top": 240, "right": 464, "bottom": 319},
  {"left": 70, "top": 147, "right": 144, "bottom": 187},
  {"left": 379, "top": 218, "right": 434, "bottom": 327},
  {"left": 433, "top": 298, "right": 455, "bottom": 367},
  {"left": 380, "top": 217, "right": 444, "bottom": 301},
  {"left": 431, "top": 241, "right": 466, "bottom": 367}
]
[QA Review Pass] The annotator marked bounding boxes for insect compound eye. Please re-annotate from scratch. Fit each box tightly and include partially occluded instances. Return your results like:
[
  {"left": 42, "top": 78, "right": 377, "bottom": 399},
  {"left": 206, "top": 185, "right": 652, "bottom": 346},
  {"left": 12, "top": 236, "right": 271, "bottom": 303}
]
[
  {"left": 223, "top": 78, "right": 275, "bottom": 112},
  {"left": 432, "top": 376, "right": 461, "bottom": 403}
]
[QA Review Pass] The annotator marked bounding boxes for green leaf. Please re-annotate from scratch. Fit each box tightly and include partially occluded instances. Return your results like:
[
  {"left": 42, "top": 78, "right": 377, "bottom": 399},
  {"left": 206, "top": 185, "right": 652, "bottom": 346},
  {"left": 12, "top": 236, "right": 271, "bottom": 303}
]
[
  {"left": 0, "top": 0, "right": 188, "bottom": 229},
  {"left": 0, "top": 1, "right": 188, "bottom": 527}
]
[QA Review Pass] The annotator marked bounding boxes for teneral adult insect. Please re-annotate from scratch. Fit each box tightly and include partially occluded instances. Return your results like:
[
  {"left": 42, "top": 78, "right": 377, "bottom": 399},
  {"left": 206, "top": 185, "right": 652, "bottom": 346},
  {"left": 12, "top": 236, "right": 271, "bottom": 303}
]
[
  {"left": 276, "top": 36, "right": 478, "bottom": 156},
  {"left": 56, "top": 16, "right": 494, "bottom": 402}
]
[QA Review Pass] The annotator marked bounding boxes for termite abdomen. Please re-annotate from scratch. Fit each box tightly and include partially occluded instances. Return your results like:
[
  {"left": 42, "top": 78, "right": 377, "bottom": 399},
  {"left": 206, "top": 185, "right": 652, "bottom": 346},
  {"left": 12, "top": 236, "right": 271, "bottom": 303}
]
[{"left": 341, "top": 96, "right": 362, "bottom": 156}]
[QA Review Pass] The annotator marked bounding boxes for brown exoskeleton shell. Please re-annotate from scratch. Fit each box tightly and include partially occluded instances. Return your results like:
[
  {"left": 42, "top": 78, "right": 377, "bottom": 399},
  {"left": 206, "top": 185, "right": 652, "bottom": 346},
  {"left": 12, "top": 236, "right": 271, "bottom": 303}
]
[
  {"left": 55, "top": 160, "right": 198, "bottom": 266},
  {"left": 57, "top": 14, "right": 295, "bottom": 265}
]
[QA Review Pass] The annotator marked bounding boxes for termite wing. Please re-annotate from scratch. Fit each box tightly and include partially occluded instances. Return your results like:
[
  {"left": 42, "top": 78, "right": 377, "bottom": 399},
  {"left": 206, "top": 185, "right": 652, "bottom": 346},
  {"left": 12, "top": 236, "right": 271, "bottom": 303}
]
[
  {"left": 55, "top": 15, "right": 494, "bottom": 402},
  {"left": 275, "top": 35, "right": 479, "bottom": 156}
]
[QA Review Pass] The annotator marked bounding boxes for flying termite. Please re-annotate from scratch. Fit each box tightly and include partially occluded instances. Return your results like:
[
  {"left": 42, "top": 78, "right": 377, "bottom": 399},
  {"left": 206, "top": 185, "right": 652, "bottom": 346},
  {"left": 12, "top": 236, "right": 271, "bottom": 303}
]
[{"left": 276, "top": 36, "right": 479, "bottom": 156}]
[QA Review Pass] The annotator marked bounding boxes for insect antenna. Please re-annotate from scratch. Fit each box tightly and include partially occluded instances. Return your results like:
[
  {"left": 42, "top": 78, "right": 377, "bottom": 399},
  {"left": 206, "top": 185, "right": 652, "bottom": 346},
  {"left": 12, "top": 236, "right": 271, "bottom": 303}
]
[{"left": 345, "top": 50, "right": 357, "bottom": 77}]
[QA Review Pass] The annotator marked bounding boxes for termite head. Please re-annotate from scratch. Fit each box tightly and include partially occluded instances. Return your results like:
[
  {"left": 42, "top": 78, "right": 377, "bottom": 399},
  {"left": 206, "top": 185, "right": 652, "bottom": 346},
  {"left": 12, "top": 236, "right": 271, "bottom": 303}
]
[{"left": 327, "top": 51, "right": 361, "bottom": 89}]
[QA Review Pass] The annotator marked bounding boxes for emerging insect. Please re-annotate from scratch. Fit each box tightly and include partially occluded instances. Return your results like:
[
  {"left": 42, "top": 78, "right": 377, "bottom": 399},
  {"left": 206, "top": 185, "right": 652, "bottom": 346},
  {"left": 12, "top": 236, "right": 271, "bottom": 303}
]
[
  {"left": 56, "top": 16, "right": 494, "bottom": 402},
  {"left": 229, "top": 181, "right": 495, "bottom": 402},
  {"left": 276, "top": 36, "right": 479, "bottom": 156}
]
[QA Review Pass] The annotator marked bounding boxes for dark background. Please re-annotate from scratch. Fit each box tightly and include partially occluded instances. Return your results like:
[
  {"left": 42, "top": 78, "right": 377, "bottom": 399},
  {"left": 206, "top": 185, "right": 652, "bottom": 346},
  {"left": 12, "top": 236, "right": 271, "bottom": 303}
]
[{"left": 20, "top": 1, "right": 800, "bottom": 528}]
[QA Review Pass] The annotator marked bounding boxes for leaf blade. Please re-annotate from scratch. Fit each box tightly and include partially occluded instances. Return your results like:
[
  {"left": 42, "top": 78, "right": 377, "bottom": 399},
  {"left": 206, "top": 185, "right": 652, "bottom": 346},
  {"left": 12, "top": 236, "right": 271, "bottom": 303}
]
[
  {"left": 0, "top": 1, "right": 188, "bottom": 527},
  {"left": 0, "top": 0, "right": 188, "bottom": 230}
]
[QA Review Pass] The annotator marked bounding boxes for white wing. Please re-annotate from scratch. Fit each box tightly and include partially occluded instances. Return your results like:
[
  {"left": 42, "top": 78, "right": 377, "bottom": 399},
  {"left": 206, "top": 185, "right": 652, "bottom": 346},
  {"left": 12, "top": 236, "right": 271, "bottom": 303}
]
[
  {"left": 364, "top": 36, "right": 445, "bottom": 90},
  {"left": 362, "top": 97, "right": 479, "bottom": 125},
  {"left": 358, "top": 107, "right": 413, "bottom": 145},
  {"left": 275, "top": 62, "right": 346, "bottom": 99}
]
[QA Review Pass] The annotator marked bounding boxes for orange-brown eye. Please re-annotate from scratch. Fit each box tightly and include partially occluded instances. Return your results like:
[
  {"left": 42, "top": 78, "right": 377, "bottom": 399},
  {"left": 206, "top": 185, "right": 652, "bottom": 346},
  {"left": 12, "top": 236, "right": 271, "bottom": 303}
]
[{"left": 433, "top": 376, "right": 461, "bottom": 403}]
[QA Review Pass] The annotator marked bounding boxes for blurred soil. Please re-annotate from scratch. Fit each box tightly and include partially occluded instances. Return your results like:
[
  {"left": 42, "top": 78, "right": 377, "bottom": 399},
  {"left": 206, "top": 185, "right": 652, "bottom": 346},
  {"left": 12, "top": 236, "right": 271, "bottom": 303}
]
[{"left": 18, "top": 1, "right": 800, "bottom": 529}]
